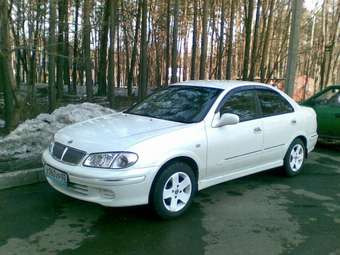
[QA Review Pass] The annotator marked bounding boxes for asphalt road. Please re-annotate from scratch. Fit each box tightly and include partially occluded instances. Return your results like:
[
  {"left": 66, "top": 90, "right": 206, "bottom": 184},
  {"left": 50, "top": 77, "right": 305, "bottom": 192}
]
[{"left": 0, "top": 146, "right": 339, "bottom": 255}]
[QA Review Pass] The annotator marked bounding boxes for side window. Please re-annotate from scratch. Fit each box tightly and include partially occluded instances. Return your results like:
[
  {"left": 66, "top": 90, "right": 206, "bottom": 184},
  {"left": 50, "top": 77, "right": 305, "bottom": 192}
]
[
  {"left": 257, "top": 90, "right": 294, "bottom": 116},
  {"left": 327, "top": 92, "right": 340, "bottom": 106},
  {"left": 220, "top": 90, "right": 258, "bottom": 122}
]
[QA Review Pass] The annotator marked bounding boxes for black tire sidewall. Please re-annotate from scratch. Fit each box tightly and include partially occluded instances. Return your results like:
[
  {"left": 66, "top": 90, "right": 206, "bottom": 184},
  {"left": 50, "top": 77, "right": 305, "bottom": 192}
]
[
  {"left": 284, "top": 138, "right": 306, "bottom": 176},
  {"left": 151, "top": 162, "right": 197, "bottom": 219}
]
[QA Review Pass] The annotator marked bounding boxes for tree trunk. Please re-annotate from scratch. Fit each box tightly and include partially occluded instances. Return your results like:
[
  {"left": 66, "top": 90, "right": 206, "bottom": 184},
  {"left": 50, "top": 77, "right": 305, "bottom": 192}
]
[
  {"left": 48, "top": 0, "right": 57, "bottom": 112},
  {"left": 243, "top": 0, "right": 254, "bottom": 80},
  {"left": 0, "top": 0, "right": 15, "bottom": 131},
  {"left": 260, "top": 0, "right": 274, "bottom": 82},
  {"left": 183, "top": 32, "right": 189, "bottom": 81},
  {"left": 190, "top": 0, "right": 198, "bottom": 80},
  {"left": 56, "top": 0, "right": 67, "bottom": 99},
  {"left": 199, "top": 0, "right": 209, "bottom": 80},
  {"left": 249, "top": 0, "right": 261, "bottom": 81},
  {"left": 122, "top": 24, "right": 130, "bottom": 89},
  {"left": 324, "top": 2, "right": 340, "bottom": 87},
  {"left": 71, "top": 0, "right": 80, "bottom": 95},
  {"left": 285, "top": 0, "right": 303, "bottom": 96},
  {"left": 217, "top": 0, "right": 225, "bottom": 80},
  {"left": 116, "top": 14, "right": 121, "bottom": 88},
  {"left": 226, "top": 0, "right": 235, "bottom": 80},
  {"left": 209, "top": 2, "right": 216, "bottom": 79},
  {"left": 63, "top": 0, "right": 70, "bottom": 94},
  {"left": 108, "top": 0, "right": 117, "bottom": 107},
  {"left": 171, "top": 0, "right": 179, "bottom": 83},
  {"left": 27, "top": 1, "right": 43, "bottom": 104},
  {"left": 165, "top": 0, "right": 171, "bottom": 85},
  {"left": 97, "top": 0, "right": 111, "bottom": 96},
  {"left": 127, "top": 1, "right": 142, "bottom": 97},
  {"left": 83, "top": 0, "right": 94, "bottom": 101},
  {"left": 139, "top": 0, "right": 148, "bottom": 100}
]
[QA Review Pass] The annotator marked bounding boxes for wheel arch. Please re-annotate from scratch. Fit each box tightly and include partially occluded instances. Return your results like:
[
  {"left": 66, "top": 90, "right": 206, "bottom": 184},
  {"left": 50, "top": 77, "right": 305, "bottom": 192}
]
[
  {"left": 148, "top": 156, "right": 199, "bottom": 203},
  {"left": 289, "top": 134, "right": 308, "bottom": 158}
]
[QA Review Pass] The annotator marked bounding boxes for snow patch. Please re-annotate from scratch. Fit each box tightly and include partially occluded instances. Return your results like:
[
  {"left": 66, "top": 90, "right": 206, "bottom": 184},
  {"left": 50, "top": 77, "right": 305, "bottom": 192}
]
[{"left": 0, "top": 103, "right": 116, "bottom": 161}]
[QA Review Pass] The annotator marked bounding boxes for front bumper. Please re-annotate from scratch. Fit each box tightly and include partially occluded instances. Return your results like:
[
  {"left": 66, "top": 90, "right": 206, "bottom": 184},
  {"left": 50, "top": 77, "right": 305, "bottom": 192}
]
[{"left": 42, "top": 150, "right": 157, "bottom": 207}]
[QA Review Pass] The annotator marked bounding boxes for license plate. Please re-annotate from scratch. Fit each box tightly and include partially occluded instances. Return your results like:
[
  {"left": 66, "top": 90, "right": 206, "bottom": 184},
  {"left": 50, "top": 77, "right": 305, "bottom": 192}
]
[{"left": 44, "top": 165, "right": 68, "bottom": 186}]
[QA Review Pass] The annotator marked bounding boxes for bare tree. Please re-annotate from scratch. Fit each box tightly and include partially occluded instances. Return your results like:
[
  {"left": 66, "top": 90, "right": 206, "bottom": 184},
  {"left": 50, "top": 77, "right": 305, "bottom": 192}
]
[
  {"left": 127, "top": 1, "right": 142, "bottom": 97},
  {"left": 217, "top": 0, "right": 225, "bottom": 80},
  {"left": 226, "top": 0, "right": 235, "bottom": 80},
  {"left": 285, "top": 0, "right": 302, "bottom": 96},
  {"left": 82, "top": 0, "right": 94, "bottom": 101},
  {"left": 199, "top": 0, "right": 209, "bottom": 80},
  {"left": 249, "top": 0, "right": 261, "bottom": 81},
  {"left": 108, "top": 0, "right": 118, "bottom": 107},
  {"left": 242, "top": 0, "right": 254, "bottom": 80},
  {"left": 48, "top": 0, "right": 57, "bottom": 112},
  {"left": 98, "top": 0, "right": 111, "bottom": 96},
  {"left": 190, "top": 0, "right": 198, "bottom": 80},
  {"left": 71, "top": 0, "right": 80, "bottom": 94},
  {"left": 0, "top": 0, "right": 15, "bottom": 131},
  {"left": 171, "top": 0, "right": 179, "bottom": 83},
  {"left": 139, "top": 0, "right": 148, "bottom": 100}
]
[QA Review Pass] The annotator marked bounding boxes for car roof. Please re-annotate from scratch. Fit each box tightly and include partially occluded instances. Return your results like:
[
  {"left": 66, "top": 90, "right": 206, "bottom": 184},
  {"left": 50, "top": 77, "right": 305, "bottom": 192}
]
[
  {"left": 172, "top": 80, "right": 271, "bottom": 90},
  {"left": 324, "top": 85, "right": 340, "bottom": 89}
]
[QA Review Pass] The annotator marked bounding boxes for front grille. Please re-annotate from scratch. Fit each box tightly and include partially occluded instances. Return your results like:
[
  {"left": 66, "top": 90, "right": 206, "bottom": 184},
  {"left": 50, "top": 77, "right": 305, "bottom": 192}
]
[
  {"left": 62, "top": 148, "right": 86, "bottom": 164},
  {"left": 52, "top": 142, "right": 65, "bottom": 159},
  {"left": 52, "top": 142, "right": 86, "bottom": 165}
]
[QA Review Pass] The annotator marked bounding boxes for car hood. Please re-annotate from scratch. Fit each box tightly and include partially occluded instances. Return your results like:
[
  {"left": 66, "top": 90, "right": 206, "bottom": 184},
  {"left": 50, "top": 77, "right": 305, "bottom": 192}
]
[{"left": 54, "top": 113, "right": 185, "bottom": 153}]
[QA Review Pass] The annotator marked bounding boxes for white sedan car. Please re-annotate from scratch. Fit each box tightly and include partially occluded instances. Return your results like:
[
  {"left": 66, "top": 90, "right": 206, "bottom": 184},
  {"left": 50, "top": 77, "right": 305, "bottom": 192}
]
[{"left": 42, "top": 80, "right": 318, "bottom": 218}]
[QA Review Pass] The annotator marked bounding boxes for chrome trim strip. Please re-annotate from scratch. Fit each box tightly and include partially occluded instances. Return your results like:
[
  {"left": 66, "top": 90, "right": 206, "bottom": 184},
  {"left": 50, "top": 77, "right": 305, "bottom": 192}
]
[
  {"left": 60, "top": 147, "right": 68, "bottom": 161},
  {"left": 264, "top": 144, "right": 285, "bottom": 151},
  {"left": 69, "top": 174, "right": 146, "bottom": 186}
]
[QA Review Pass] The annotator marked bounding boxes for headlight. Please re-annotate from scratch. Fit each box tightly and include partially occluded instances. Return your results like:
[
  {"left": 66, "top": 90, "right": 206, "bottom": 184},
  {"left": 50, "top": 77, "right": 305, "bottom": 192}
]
[{"left": 83, "top": 152, "right": 138, "bottom": 169}]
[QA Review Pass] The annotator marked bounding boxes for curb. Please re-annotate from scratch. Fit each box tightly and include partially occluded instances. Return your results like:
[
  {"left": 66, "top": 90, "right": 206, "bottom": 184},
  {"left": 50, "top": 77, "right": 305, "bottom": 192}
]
[{"left": 0, "top": 168, "right": 46, "bottom": 190}]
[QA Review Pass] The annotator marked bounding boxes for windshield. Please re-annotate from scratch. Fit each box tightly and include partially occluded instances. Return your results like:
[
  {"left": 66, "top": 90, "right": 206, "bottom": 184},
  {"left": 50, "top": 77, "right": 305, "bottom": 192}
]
[{"left": 125, "top": 86, "right": 222, "bottom": 123}]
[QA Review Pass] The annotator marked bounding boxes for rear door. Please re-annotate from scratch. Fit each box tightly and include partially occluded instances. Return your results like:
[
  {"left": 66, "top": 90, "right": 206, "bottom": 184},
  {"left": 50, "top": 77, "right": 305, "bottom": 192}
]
[{"left": 256, "top": 89, "right": 297, "bottom": 164}]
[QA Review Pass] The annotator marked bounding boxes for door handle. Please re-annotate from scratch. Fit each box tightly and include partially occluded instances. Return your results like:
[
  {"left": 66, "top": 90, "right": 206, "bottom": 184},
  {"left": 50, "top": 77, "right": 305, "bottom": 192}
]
[
  {"left": 291, "top": 119, "right": 297, "bottom": 124},
  {"left": 254, "top": 127, "right": 262, "bottom": 133}
]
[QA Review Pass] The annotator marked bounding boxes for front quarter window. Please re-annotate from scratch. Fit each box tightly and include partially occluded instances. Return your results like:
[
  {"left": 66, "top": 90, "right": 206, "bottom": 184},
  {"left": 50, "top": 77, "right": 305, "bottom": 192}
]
[{"left": 125, "top": 86, "right": 222, "bottom": 123}]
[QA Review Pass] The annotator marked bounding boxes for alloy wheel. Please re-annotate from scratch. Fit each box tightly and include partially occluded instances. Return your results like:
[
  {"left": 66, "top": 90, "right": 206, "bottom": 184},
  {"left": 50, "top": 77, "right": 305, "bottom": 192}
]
[
  {"left": 289, "top": 144, "right": 304, "bottom": 172},
  {"left": 162, "top": 172, "right": 192, "bottom": 212}
]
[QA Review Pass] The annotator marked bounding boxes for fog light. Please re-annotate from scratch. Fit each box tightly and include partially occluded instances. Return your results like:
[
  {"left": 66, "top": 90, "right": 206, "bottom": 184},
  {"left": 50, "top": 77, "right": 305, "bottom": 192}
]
[{"left": 97, "top": 188, "right": 115, "bottom": 199}]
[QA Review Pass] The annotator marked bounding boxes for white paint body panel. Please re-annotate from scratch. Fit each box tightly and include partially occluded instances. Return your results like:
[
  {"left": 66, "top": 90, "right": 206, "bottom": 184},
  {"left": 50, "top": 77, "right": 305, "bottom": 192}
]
[{"left": 42, "top": 80, "right": 318, "bottom": 207}]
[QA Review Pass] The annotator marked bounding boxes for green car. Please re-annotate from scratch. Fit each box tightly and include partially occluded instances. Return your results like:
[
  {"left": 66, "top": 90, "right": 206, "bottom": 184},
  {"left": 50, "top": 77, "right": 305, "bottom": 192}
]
[{"left": 302, "top": 85, "right": 340, "bottom": 141}]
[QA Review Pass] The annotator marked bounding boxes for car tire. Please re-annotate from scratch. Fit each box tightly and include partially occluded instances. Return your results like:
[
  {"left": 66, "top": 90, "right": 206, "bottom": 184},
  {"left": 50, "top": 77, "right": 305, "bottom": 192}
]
[
  {"left": 283, "top": 138, "right": 306, "bottom": 177},
  {"left": 150, "top": 162, "right": 197, "bottom": 219}
]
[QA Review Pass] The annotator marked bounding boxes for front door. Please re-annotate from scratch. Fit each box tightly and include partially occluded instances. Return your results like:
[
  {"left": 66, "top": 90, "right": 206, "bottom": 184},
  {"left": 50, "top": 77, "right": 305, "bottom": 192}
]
[{"left": 206, "top": 89, "right": 263, "bottom": 179}]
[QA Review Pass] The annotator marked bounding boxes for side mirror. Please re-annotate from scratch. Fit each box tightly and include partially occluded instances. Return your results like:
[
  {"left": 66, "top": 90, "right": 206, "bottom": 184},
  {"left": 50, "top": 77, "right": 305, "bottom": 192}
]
[{"left": 212, "top": 113, "right": 240, "bottom": 128}]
